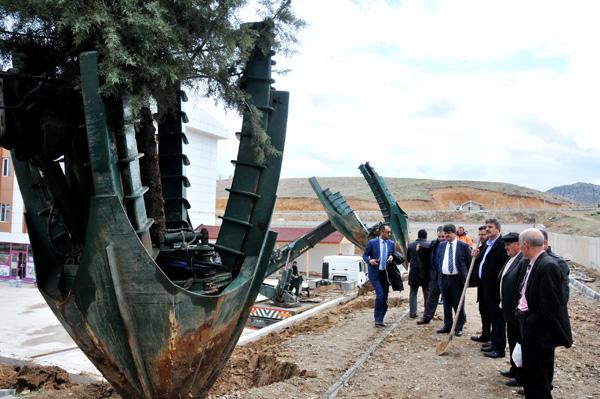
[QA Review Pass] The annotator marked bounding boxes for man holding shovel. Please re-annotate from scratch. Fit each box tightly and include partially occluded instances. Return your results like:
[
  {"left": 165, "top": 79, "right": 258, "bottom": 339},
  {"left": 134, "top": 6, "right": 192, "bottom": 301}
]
[{"left": 436, "top": 224, "right": 472, "bottom": 337}]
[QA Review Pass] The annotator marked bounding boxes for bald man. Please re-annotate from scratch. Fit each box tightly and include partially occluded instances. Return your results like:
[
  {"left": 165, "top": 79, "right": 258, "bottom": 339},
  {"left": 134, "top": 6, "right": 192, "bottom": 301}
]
[{"left": 515, "top": 228, "right": 572, "bottom": 398}]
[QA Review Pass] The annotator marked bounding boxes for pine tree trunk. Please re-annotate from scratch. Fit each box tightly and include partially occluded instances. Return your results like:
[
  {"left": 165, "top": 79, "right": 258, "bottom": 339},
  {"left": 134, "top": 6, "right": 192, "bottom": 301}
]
[{"left": 136, "top": 107, "right": 165, "bottom": 243}]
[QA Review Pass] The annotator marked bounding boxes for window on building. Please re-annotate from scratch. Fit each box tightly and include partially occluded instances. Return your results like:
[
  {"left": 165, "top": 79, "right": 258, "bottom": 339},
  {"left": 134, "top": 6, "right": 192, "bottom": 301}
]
[
  {"left": 1, "top": 158, "right": 10, "bottom": 176},
  {"left": 0, "top": 204, "right": 9, "bottom": 222}
]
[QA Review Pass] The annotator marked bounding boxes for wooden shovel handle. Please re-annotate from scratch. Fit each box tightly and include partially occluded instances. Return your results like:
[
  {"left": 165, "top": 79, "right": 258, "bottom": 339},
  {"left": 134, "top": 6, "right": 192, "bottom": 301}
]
[{"left": 448, "top": 238, "right": 480, "bottom": 336}]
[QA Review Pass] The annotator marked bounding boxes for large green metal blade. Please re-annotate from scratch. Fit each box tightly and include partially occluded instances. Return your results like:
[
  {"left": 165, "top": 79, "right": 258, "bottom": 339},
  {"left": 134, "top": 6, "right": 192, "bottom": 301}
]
[
  {"left": 358, "top": 162, "right": 410, "bottom": 257},
  {"left": 309, "top": 177, "right": 369, "bottom": 249},
  {"left": 3, "top": 20, "right": 289, "bottom": 399}
]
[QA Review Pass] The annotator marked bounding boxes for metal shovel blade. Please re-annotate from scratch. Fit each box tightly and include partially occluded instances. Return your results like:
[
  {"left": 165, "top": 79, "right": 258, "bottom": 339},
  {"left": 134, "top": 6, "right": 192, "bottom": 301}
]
[{"left": 436, "top": 334, "right": 452, "bottom": 355}]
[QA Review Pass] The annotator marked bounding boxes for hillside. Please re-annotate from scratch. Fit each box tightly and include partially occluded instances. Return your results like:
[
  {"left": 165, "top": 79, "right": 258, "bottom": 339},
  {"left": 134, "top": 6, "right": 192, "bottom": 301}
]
[
  {"left": 216, "top": 177, "right": 571, "bottom": 212},
  {"left": 548, "top": 182, "right": 600, "bottom": 206}
]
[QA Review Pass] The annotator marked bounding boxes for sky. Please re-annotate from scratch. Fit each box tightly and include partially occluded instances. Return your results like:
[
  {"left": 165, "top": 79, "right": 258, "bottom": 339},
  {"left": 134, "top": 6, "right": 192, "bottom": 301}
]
[{"left": 197, "top": 0, "right": 600, "bottom": 192}]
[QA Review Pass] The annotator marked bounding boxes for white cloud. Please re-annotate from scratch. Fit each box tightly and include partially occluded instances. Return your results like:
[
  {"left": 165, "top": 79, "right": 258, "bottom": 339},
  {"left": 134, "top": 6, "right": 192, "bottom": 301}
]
[{"left": 202, "top": 0, "right": 600, "bottom": 191}]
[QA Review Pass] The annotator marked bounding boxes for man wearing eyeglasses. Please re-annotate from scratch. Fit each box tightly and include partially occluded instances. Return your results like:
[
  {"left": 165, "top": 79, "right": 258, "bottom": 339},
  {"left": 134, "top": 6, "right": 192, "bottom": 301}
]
[
  {"left": 363, "top": 224, "right": 396, "bottom": 327},
  {"left": 516, "top": 228, "right": 572, "bottom": 398}
]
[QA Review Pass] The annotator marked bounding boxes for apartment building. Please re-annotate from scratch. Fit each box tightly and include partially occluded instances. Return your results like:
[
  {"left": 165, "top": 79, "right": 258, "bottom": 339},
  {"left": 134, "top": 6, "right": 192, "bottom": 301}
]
[{"left": 0, "top": 147, "right": 33, "bottom": 281}]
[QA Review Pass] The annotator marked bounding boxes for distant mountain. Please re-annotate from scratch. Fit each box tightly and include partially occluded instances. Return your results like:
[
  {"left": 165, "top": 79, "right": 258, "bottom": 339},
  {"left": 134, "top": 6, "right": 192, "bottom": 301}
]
[{"left": 547, "top": 182, "right": 600, "bottom": 205}]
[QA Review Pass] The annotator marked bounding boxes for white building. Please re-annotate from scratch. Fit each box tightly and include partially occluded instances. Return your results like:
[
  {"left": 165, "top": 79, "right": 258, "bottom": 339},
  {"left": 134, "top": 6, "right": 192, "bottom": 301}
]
[{"left": 183, "top": 103, "right": 230, "bottom": 227}]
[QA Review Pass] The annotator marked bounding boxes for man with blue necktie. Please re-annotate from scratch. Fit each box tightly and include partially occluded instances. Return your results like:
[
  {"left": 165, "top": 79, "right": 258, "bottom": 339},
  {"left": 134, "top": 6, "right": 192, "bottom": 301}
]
[
  {"left": 436, "top": 224, "right": 472, "bottom": 336},
  {"left": 362, "top": 224, "right": 396, "bottom": 327}
]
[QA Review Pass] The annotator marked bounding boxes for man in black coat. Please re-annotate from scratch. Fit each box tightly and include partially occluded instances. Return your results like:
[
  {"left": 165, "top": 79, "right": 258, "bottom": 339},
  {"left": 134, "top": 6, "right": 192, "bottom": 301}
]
[
  {"left": 516, "top": 228, "right": 572, "bottom": 398},
  {"left": 407, "top": 229, "right": 430, "bottom": 318},
  {"left": 498, "top": 232, "right": 525, "bottom": 386},
  {"left": 436, "top": 224, "right": 472, "bottom": 336},
  {"left": 416, "top": 226, "right": 445, "bottom": 325},
  {"left": 540, "top": 229, "right": 570, "bottom": 302},
  {"left": 469, "top": 225, "right": 488, "bottom": 288},
  {"left": 475, "top": 218, "right": 509, "bottom": 358}
]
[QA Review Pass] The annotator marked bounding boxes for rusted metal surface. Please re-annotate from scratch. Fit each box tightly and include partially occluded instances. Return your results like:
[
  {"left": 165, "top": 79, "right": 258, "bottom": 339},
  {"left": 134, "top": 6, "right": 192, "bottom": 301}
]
[{"left": 1, "top": 20, "right": 287, "bottom": 398}]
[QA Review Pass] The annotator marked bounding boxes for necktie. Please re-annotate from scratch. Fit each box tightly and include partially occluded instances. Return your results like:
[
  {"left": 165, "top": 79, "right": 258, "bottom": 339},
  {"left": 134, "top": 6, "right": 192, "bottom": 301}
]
[
  {"left": 448, "top": 242, "right": 454, "bottom": 274},
  {"left": 519, "top": 262, "right": 532, "bottom": 295},
  {"left": 381, "top": 240, "right": 387, "bottom": 268}
]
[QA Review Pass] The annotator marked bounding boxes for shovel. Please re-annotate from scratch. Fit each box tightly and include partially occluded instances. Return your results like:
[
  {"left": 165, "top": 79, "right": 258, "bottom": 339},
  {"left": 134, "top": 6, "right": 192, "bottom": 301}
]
[{"left": 436, "top": 239, "right": 480, "bottom": 356}]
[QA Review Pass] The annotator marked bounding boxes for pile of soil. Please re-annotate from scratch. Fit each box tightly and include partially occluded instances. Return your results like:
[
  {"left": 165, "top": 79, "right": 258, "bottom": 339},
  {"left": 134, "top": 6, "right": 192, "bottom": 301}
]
[
  {"left": 0, "top": 365, "right": 70, "bottom": 393},
  {"left": 0, "top": 364, "right": 17, "bottom": 388},
  {"left": 0, "top": 364, "right": 115, "bottom": 398}
]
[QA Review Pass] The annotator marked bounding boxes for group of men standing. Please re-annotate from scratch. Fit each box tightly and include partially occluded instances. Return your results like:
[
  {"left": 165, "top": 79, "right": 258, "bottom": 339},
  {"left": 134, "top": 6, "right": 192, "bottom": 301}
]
[{"left": 366, "top": 219, "right": 572, "bottom": 399}]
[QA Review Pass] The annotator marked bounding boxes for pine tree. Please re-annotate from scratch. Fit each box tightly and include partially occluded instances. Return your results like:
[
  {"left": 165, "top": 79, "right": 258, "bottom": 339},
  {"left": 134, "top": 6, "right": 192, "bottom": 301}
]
[{"left": 0, "top": 0, "right": 303, "bottom": 111}]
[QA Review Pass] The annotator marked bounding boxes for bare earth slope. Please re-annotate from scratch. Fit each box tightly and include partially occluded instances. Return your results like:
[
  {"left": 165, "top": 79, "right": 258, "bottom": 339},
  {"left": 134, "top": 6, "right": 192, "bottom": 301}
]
[{"left": 216, "top": 177, "right": 570, "bottom": 212}]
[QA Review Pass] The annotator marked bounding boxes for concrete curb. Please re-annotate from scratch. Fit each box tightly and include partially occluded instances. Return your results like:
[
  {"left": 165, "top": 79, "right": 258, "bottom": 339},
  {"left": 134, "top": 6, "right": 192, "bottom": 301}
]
[
  {"left": 237, "top": 293, "right": 358, "bottom": 346},
  {"left": 569, "top": 277, "right": 600, "bottom": 302}
]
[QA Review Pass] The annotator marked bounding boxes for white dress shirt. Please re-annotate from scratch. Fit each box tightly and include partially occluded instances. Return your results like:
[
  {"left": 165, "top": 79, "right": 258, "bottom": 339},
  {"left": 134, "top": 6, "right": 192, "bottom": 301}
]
[{"left": 442, "top": 238, "right": 458, "bottom": 275}]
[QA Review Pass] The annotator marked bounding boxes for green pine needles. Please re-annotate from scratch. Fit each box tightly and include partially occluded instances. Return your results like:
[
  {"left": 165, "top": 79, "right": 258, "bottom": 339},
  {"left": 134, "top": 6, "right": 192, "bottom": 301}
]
[{"left": 0, "top": 0, "right": 303, "bottom": 112}]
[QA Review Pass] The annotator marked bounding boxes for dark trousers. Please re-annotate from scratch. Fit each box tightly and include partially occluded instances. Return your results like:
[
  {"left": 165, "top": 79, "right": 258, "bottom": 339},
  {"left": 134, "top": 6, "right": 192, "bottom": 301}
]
[
  {"left": 517, "top": 313, "right": 555, "bottom": 398},
  {"left": 409, "top": 283, "right": 429, "bottom": 317},
  {"left": 506, "top": 320, "right": 522, "bottom": 381},
  {"left": 479, "top": 302, "right": 492, "bottom": 340},
  {"left": 491, "top": 305, "right": 507, "bottom": 353},
  {"left": 422, "top": 278, "right": 441, "bottom": 321},
  {"left": 371, "top": 270, "right": 390, "bottom": 323},
  {"left": 441, "top": 274, "right": 466, "bottom": 331}
]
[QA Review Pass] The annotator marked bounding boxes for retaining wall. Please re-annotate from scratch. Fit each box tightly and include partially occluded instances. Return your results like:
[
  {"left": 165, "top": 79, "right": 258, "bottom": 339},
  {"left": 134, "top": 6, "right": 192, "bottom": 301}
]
[{"left": 548, "top": 232, "right": 600, "bottom": 272}]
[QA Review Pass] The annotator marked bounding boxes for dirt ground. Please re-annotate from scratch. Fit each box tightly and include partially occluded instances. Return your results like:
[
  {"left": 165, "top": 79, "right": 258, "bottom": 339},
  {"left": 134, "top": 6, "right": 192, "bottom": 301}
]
[
  {"left": 205, "top": 287, "right": 600, "bottom": 399},
  {"left": 2, "top": 277, "right": 599, "bottom": 398}
]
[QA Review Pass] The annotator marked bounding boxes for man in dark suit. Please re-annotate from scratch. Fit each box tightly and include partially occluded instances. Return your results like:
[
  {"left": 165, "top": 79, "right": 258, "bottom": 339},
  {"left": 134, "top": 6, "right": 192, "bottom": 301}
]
[
  {"left": 436, "top": 224, "right": 472, "bottom": 336},
  {"left": 475, "top": 219, "right": 509, "bottom": 358},
  {"left": 470, "top": 225, "right": 489, "bottom": 337},
  {"left": 407, "top": 229, "right": 430, "bottom": 318},
  {"left": 416, "top": 226, "right": 445, "bottom": 325},
  {"left": 362, "top": 224, "right": 396, "bottom": 327},
  {"left": 497, "top": 232, "right": 525, "bottom": 386},
  {"left": 540, "top": 229, "right": 570, "bottom": 302},
  {"left": 516, "top": 228, "right": 572, "bottom": 398}
]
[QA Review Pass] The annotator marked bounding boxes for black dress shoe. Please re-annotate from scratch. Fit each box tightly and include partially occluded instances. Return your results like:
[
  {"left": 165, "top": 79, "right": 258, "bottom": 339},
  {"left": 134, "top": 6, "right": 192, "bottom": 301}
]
[
  {"left": 505, "top": 378, "right": 521, "bottom": 387},
  {"left": 454, "top": 330, "right": 462, "bottom": 337},
  {"left": 470, "top": 335, "right": 490, "bottom": 343},
  {"left": 375, "top": 322, "right": 388, "bottom": 327},
  {"left": 499, "top": 370, "right": 514, "bottom": 378},
  {"left": 484, "top": 350, "right": 505, "bottom": 358},
  {"left": 409, "top": 314, "right": 418, "bottom": 319},
  {"left": 416, "top": 318, "right": 431, "bottom": 325},
  {"left": 436, "top": 328, "right": 451, "bottom": 334},
  {"left": 481, "top": 345, "right": 495, "bottom": 352}
]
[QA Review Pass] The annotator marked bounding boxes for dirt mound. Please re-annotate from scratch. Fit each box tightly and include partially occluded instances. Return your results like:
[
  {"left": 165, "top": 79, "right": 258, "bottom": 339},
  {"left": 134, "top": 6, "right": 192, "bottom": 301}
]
[
  {"left": 40, "top": 382, "right": 117, "bottom": 399},
  {"left": 0, "top": 365, "right": 17, "bottom": 388},
  {"left": 0, "top": 364, "right": 118, "bottom": 399},
  {"left": 358, "top": 281, "right": 373, "bottom": 296},
  {"left": 13, "top": 365, "right": 71, "bottom": 393},
  {"left": 252, "top": 354, "right": 300, "bottom": 387},
  {"left": 209, "top": 346, "right": 305, "bottom": 396}
]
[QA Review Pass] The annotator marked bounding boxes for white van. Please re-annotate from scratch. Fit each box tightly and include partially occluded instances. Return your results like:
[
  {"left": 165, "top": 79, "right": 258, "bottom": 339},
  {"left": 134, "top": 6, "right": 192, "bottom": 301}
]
[{"left": 323, "top": 255, "right": 368, "bottom": 287}]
